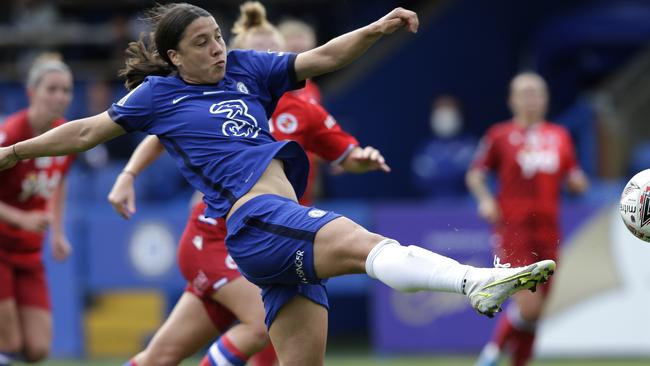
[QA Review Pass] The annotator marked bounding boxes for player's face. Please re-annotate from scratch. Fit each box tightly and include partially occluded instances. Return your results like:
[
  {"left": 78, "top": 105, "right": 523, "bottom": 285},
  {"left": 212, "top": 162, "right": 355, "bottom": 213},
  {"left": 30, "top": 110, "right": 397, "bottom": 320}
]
[
  {"left": 244, "top": 31, "right": 285, "bottom": 52},
  {"left": 29, "top": 71, "right": 73, "bottom": 120},
  {"left": 509, "top": 77, "right": 548, "bottom": 121},
  {"left": 285, "top": 33, "right": 315, "bottom": 53},
  {"left": 173, "top": 16, "right": 227, "bottom": 84}
]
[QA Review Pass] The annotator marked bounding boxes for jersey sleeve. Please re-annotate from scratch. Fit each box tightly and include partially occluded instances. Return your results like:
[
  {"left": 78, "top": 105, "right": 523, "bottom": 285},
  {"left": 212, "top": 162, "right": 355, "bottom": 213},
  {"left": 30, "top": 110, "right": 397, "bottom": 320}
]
[
  {"left": 302, "top": 102, "right": 359, "bottom": 163},
  {"left": 107, "top": 79, "right": 154, "bottom": 133},
  {"left": 247, "top": 50, "right": 305, "bottom": 100},
  {"left": 471, "top": 127, "right": 499, "bottom": 171}
]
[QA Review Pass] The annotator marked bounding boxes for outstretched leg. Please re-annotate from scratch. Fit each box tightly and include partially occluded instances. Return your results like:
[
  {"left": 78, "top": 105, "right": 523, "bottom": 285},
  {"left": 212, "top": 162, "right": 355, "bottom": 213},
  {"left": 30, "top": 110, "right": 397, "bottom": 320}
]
[{"left": 313, "top": 216, "right": 555, "bottom": 317}]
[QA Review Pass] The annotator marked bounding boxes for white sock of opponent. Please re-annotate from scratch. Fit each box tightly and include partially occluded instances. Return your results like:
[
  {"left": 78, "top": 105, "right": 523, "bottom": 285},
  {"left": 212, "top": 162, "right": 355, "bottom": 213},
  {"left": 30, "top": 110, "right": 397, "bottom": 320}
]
[
  {"left": 365, "top": 239, "right": 472, "bottom": 293},
  {"left": 0, "top": 353, "right": 13, "bottom": 366}
]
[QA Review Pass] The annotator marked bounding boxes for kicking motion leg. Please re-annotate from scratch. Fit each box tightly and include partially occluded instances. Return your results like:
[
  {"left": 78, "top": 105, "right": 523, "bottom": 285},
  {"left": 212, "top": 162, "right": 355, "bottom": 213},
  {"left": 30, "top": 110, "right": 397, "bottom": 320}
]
[{"left": 314, "top": 217, "right": 555, "bottom": 317}]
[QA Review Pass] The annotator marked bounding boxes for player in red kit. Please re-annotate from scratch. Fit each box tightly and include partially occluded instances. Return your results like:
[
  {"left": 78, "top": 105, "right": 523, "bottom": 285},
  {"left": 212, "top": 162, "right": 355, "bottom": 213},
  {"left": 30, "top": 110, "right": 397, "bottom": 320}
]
[
  {"left": 467, "top": 72, "right": 589, "bottom": 366},
  {"left": 0, "top": 54, "right": 74, "bottom": 365},
  {"left": 278, "top": 18, "right": 322, "bottom": 211},
  {"left": 108, "top": 3, "right": 387, "bottom": 366}
]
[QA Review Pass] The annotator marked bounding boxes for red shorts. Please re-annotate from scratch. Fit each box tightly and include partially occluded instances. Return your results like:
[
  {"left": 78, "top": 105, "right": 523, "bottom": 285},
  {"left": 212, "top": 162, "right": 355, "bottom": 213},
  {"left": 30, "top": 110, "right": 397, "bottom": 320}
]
[
  {"left": 493, "top": 216, "right": 560, "bottom": 295},
  {"left": 0, "top": 247, "right": 50, "bottom": 310},
  {"left": 177, "top": 203, "right": 240, "bottom": 330}
]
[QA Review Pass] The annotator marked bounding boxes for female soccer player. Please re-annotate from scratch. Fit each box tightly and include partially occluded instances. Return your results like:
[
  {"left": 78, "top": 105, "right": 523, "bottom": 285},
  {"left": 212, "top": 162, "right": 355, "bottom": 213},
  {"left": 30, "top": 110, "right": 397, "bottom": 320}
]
[
  {"left": 0, "top": 53, "right": 75, "bottom": 365},
  {"left": 109, "top": 3, "right": 385, "bottom": 365},
  {"left": 467, "top": 72, "right": 588, "bottom": 366},
  {"left": 0, "top": 4, "right": 555, "bottom": 365}
]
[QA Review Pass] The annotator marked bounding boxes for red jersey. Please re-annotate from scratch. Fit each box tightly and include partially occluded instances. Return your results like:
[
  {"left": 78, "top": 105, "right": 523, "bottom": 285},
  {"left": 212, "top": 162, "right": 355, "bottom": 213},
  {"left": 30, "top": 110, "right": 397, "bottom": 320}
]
[
  {"left": 0, "top": 110, "right": 74, "bottom": 250},
  {"left": 293, "top": 79, "right": 322, "bottom": 104},
  {"left": 471, "top": 121, "right": 580, "bottom": 221},
  {"left": 270, "top": 92, "right": 358, "bottom": 205}
]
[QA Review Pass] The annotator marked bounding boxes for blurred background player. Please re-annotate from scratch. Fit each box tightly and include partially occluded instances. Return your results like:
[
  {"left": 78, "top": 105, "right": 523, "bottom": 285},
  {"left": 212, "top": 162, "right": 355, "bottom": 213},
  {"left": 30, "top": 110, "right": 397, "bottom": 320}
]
[
  {"left": 466, "top": 72, "right": 589, "bottom": 366},
  {"left": 278, "top": 18, "right": 320, "bottom": 103},
  {"left": 411, "top": 95, "right": 476, "bottom": 199},
  {"left": 277, "top": 17, "right": 324, "bottom": 206},
  {"left": 107, "top": 3, "right": 388, "bottom": 366},
  {"left": 0, "top": 53, "right": 74, "bottom": 365}
]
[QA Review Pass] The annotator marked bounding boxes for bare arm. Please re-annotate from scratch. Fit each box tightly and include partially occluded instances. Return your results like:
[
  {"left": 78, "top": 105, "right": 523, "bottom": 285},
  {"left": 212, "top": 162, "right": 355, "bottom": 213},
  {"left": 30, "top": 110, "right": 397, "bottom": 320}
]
[
  {"left": 466, "top": 168, "right": 500, "bottom": 224},
  {"left": 107, "top": 135, "right": 165, "bottom": 219},
  {"left": 0, "top": 199, "right": 51, "bottom": 232},
  {"left": 295, "top": 7, "right": 419, "bottom": 81},
  {"left": 0, "top": 201, "right": 30, "bottom": 228},
  {"left": 50, "top": 176, "right": 67, "bottom": 239},
  {"left": 0, "top": 112, "right": 125, "bottom": 170},
  {"left": 122, "top": 135, "right": 165, "bottom": 176},
  {"left": 50, "top": 177, "right": 72, "bottom": 261}
]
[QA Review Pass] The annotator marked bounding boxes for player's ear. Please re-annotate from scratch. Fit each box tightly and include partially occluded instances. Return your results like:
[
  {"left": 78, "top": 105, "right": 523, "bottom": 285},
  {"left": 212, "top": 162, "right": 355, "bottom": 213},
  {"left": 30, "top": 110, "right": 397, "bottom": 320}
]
[{"left": 168, "top": 49, "right": 181, "bottom": 68}]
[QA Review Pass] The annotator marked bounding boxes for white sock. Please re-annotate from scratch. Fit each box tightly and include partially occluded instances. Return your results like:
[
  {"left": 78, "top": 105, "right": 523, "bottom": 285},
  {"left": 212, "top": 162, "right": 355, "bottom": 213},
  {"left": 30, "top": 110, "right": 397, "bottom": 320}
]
[
  {"left": 365, "top": 239, "right": 470, "bottom": 293},
  {"left": 0, "top": 353, "right": 12, "bottom": 366}
]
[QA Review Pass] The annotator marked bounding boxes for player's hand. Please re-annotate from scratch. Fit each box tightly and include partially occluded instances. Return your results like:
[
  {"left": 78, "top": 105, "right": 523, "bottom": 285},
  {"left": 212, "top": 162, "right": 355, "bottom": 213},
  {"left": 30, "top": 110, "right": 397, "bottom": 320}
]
[
  {"left": 17, "top": 210, "right": 51, "bottom": 232},
  {"left": 478, "top": 197, "right": 501, "bottom": 224},
  {"left": 51, "top": 234, "right": 72, "bottom": 261},
  {"left": 342, "top": 146, "right": 391, "bottom": 173},
  {"left": 373, "top": 7, "right": 419, "bottom": 35},
  {"left": 107, "top": 172, "right": 137, "bottom": 219},
  {"left": 0, "top": 146, "right": 19, "bottom": 171}
]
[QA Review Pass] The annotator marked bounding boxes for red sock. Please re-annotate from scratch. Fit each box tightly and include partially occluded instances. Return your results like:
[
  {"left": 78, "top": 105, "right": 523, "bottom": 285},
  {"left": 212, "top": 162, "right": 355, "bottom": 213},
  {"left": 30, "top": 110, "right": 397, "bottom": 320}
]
[
  {"left": 249, "top": 343, "right": 277, "bottom": 366},
  {"left": 511, "top": 330, "right": 535, "bottom": 366},
  {"left": 199, "top": 354, "right": 211, "bottom": 366},
  {"left": 492, "top": 313, "right": 515, "bottom": 350}
]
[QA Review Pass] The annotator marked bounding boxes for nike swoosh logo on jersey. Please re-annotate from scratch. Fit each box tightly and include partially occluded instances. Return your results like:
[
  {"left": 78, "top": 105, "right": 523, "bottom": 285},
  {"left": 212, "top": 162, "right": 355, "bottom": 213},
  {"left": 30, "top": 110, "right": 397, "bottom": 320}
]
[
  {"left": 203, "top": 90, "right": 225, "bottom": 95},
  {"left": 172, "top": 95, "right": 190, "bottom": 104}
]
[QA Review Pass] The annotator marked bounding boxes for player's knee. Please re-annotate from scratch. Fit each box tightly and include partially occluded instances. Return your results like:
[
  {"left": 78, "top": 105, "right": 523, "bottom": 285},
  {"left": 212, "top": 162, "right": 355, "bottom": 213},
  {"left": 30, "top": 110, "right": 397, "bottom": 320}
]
[
  {"left": 235, "top": 321, "right": 270, "bottom": 353},
  {"left": 249, "top": 324, "right": 271, "bottom": 351},
  {"left": 518, "top": 305, "right": 542, "bottom": 323},
  {"left": 343, "top": 227, "right": 385, "bottom": 257},
  {"left": 22, "top": 343, "right": 49, "bottom": 363},
  {"left": 0, "top": 333, "right": 23, "bottom": 355}
]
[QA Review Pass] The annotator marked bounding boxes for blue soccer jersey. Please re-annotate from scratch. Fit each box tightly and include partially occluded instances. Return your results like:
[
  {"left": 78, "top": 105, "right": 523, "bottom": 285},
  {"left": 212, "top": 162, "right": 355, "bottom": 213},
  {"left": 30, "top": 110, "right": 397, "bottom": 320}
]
[{"left": 108, "top": 49, "right": 308, "bottom": 218}]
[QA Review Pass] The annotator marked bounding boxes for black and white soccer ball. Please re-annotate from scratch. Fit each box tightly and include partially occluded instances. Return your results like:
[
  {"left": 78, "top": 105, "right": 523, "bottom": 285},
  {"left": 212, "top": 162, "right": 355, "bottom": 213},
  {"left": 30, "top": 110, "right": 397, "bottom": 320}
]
[{"left": 619, "top": 169, "right": 650, "bottom": 242}]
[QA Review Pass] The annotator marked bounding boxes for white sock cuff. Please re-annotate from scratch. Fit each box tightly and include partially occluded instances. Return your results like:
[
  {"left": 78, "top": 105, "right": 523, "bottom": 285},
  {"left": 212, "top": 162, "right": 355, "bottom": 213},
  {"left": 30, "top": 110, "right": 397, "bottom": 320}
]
[{"left": 365, "top": 238, "right": 400, "bottom": 279}]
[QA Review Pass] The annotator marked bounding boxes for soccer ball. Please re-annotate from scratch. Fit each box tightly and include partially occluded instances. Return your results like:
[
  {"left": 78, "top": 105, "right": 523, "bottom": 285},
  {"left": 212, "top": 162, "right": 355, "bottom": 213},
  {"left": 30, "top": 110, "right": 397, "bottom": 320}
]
[{"left": 619, "top": 169, "right": 650, "bottom": 242}]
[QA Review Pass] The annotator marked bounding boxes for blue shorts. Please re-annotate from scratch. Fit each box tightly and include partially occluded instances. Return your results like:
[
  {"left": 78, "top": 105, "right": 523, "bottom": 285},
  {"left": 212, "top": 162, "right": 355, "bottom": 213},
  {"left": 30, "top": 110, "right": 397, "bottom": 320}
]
[{"left": 225, "top": 194, "right": 341, "bottom": 328}]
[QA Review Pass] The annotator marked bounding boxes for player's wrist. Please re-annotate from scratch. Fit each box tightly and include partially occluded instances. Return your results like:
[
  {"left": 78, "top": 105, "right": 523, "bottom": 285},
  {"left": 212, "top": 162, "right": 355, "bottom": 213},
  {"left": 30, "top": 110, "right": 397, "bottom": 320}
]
[
  {"left": 366, "top": 22, "right": 386, "bottom": 38},
  {"left": 121, "top": 170, "right": 137, "bottom": 179},
  {"left": 12, "top": 144, "right": 22, "bottom": 160}
]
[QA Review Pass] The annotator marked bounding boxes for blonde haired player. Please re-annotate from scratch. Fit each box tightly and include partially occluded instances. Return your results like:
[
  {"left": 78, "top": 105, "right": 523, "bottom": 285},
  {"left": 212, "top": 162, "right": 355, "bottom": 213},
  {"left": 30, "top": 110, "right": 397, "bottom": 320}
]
[
  {"left": 467, "top": 72, "right": 588, "bottom": 366},
  {"left": 0, "top": 53, "right": 74, "bottom": 365}
]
